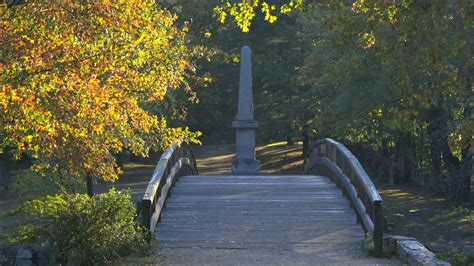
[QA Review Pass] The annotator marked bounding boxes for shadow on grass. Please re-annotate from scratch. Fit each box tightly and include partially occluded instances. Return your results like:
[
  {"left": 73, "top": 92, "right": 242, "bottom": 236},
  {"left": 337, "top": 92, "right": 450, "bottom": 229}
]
[{"left": 379, "top": 183, "right": 474, "bottom": 253}]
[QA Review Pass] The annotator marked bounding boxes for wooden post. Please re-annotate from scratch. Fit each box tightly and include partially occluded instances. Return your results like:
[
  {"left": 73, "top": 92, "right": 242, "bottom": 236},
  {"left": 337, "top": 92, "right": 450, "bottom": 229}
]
[{"left": 373, "top": 201, "right": 383, "bottom": 257}]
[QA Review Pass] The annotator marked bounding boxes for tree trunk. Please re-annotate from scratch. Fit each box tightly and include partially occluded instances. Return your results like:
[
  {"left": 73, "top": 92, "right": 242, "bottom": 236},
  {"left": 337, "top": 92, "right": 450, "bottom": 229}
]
[
  {"left": 396, "top": 132, "right": 412, "bottom": 183},
  {"left": 86, "top": 174, "right": 93, "bottom": 196},
  {"left": 287, "top": 135, "right": 295, "bottom": 146},
  {"left": 427, "top": 104, "right": 465, "bottom": 202},
  {"left": 438, "top": 135, "right": 463, "bottom": 203},
  {"left": 450, "top": 0, "right": 473, "bottom": 203},
  {"left": 427, "top": 106, "right": 446, "bottom": 195}
]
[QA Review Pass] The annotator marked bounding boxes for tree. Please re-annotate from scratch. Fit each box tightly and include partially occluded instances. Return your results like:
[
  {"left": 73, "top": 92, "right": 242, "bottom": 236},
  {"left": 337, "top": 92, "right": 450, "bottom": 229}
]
[
  {"left": 297, "top": 1, "right": 472, "bottom": 201},
  {"left": 0, "top": 0, "right": 199, "bottom": 195}
]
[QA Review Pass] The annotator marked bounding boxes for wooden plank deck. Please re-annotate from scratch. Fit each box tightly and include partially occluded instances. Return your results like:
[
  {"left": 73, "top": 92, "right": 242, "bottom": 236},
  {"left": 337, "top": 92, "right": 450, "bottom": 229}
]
[{"left": 156, "top": 175, "right": 365, "bottom": 251}]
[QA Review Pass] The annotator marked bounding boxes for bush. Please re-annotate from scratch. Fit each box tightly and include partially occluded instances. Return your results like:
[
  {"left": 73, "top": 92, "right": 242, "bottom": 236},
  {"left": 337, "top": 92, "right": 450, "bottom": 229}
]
[{"left": 7, "top": 189, "right": 149, "bottom": 265}]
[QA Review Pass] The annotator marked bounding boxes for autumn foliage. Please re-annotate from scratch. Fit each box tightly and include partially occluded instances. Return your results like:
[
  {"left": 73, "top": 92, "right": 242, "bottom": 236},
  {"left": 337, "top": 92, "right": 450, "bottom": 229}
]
[{"left": 0, "top": 0, "right": 199, "bottom": 187}]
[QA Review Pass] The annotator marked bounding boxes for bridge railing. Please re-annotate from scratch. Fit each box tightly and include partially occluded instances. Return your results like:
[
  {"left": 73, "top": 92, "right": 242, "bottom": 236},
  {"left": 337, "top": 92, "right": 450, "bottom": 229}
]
[
  {"left": 141, "top": 142, "right": 198, "bottom": 232},
  {"left": 304, "top": 138, "right": 384, "bottom": 257}
]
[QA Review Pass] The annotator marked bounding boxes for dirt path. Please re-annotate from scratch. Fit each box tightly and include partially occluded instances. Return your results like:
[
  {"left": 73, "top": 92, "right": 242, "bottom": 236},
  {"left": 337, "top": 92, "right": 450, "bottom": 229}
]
[{"left": 192, "top": 142, "right": 304, "bottom": 175}]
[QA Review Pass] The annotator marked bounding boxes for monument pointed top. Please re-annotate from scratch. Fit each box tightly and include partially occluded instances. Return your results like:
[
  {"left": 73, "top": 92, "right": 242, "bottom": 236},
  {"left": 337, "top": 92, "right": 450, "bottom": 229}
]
[
  {"left": 241, "top": 45, "right": 251, "bottom": 52},
  {"left": 237, "top": 45, "right": 253, "bottom": 120}
]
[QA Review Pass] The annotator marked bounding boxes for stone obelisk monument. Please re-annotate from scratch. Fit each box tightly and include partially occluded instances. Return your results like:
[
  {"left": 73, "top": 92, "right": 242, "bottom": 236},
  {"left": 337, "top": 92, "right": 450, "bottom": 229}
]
[{"left": 231, "top": 46, "right": 260, "bottom": 175}]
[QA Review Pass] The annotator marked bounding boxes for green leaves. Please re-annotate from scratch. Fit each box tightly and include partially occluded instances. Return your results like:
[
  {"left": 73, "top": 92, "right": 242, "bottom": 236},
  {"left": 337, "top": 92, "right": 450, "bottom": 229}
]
[
  {"left": 1, "top": 0, "right": 200, "bottom": 188},
  {"left": 7, "top": 189, "right": 149, "bottom": 264}
]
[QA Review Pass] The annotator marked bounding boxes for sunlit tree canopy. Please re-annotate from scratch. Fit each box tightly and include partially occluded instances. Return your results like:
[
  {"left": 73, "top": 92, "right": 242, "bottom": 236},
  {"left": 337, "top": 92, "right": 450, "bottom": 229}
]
[{"left": 0, "top": 0, "right": 199, "bottom": 185}]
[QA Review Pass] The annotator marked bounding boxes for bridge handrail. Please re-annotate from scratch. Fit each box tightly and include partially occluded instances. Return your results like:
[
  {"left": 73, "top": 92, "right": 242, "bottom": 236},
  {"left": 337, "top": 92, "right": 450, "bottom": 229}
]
[
  {"left": 304, "top": 138, "right": 384, "bottom": 257},
  {"left": 141, "top": 142, "right": 198, "bottom": 232}
]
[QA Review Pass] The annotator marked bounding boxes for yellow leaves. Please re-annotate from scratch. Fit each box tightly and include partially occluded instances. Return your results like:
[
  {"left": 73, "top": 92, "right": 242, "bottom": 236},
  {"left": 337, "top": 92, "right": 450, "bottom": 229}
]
[
  {"left": 21, "top": 35, "right": 35, "bottom": 44},
  {"left": 232, "top": 1, "right": 257, "bottom": 32},
  {"left": 387, "top": 6, "right": 398, "bottom": 23},
  {"left": 93, "top": 124, "right": 104, "bottom": 134},
  {"left": 352, "top": 1, "right": 399, "bottom": 25},
  {"left": 10, "top": 89, "right": 21, "bottom": 102},
  {"left": 26, "top": 135, "right": 34, "bottom": 143},
  {"left": 372, "top": 107, "right": 383, "bottom": 117},
  {"left": 182, "top": 24, "right": 189, "bottom": 33},
  {"left": 261, "top": 2, "right": 277, "bottom": 23},
  {"left": 358, "top": 32, "right": 376, "bottom": 49},
  {"left": 213, "top": 5, "right": 228, "bottom": 24},
  {"left": 1, "top": 0, "right": 196, "bottom": 185},
  {"left": 280, "top": 5, "right": 292, "bottom": 14},
  {"left": 204, "top": 31, "right": 212, "bottom": 38},
  {"left": 352, "top": 0, "right": 370, "bottom": 14},
  {"left": 179, "top": 60, "right": 188, "bottom": 71},
  {"left": 213, "top": 1, "right": 301, "bottom": 32}
]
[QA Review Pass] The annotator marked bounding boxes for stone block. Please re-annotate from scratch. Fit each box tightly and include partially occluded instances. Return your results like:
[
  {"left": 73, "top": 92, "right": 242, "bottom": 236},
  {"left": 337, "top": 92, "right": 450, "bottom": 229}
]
[{"left": 397, "top": 240, "right": 450, "bottom": 266}]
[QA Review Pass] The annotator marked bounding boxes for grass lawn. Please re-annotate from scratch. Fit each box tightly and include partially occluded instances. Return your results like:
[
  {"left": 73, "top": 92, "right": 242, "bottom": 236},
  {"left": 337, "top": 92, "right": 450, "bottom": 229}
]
[{"left": 377, "top": 181, "right": 474, "bottom": 253}]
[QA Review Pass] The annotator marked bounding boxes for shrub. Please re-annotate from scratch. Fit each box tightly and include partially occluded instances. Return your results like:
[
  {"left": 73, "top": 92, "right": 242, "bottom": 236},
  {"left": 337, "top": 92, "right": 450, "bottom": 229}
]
[{"left": 7, "top": 189, "right": 149, "bottom": 265}]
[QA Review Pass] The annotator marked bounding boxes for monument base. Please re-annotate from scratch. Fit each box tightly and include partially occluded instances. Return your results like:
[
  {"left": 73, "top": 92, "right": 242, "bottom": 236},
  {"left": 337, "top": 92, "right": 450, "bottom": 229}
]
[{"left": 231, "top": 159, "right": 260, "bottom": 175}]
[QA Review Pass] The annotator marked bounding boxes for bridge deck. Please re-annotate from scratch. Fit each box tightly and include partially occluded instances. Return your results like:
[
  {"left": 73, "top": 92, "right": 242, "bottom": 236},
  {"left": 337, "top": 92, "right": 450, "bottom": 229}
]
[{"left": 157, "top": 175, "right": 365, "bottom": 252}]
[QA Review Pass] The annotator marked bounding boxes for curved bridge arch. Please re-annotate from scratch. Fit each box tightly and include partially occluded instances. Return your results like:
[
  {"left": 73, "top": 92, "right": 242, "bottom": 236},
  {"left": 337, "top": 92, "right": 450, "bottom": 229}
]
[
  {"left": 304, "top": 138, "right": 384, "bottom": 256},
  {"left": 141, "top": 138, "right": 386, "bottom": 258}
]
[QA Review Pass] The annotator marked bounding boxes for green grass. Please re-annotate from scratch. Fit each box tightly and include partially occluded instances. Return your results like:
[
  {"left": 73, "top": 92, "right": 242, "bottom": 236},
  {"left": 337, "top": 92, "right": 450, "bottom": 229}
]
[
  {"left": 378, "top": 182, "right": 474, "bottom": 250},
  {"left": 429, "top": 207, "right": 474, "bottom": 225},
  {"left": 437, "top": 249, "right": 474, "bottom": 266}
]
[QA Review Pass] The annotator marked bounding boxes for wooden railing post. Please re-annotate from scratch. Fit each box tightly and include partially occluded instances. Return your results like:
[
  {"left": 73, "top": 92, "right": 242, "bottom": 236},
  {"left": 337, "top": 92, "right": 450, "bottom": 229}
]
[{"left": 373, "top": 200, "right": 383, "bottom": 257}]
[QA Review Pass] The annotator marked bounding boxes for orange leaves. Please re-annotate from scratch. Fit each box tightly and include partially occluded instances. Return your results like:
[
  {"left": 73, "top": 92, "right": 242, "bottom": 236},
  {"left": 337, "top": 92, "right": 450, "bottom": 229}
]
[
  {"left": 1, "top": 0, "right": 199, "bottom": 187},
  {"left": 180, "top": 60, "right": 188, "bottom": 71}
]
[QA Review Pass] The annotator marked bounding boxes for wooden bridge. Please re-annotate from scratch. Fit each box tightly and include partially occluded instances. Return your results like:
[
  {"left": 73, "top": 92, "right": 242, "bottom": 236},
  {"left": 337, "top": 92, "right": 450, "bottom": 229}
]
[{"left": 140, "top": 138, "right": 388, "bottom": 263}]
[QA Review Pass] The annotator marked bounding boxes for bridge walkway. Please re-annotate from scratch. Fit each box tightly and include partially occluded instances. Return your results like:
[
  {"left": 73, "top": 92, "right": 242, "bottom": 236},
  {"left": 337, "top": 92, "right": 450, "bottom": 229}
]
[{"left": 157, "top": 174, "right": 364, "bottom": 252}]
